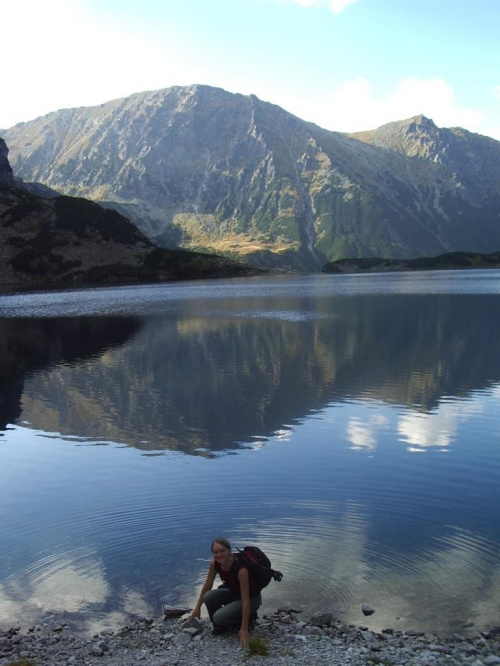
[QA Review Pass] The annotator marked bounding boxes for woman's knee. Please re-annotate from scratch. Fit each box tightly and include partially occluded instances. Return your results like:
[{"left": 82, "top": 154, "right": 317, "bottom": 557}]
[
  {"left": 213, "top": 600, "right": 242, "bottom": 628},
  {"left": 203, "top": 589, "right": 217, "bottom": 605}
]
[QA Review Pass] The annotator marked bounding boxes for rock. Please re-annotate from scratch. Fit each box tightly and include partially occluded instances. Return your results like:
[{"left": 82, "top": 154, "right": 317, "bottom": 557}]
[
  {"left": 303, "top": 625, "right": 324, "bottom": 636},
  {"left": 0, "top": 138, "right": 14, "bottom": 185},
  {"left": 361, "top": 604, "right": 375, "bottom": 616},
  {"left": 309, "top": 611, "right": 334, "bottom": 626},
  {"left": 182, "top": 627, "right": 201, "bottom": 638},
  {"left": 180, "top": 617, "right": 203, "bottom": 631},
  {"left": 172, "top": 631, "right": 192, "bottom": 646}
]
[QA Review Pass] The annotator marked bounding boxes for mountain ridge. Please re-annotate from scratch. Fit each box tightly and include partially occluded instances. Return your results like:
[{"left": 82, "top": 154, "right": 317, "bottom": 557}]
[
  {"left": 0, "top": 136, "right": 265, "bottom": 289},
  {"left": 3, "top": 85, "right": 500, "bottom": 269}
]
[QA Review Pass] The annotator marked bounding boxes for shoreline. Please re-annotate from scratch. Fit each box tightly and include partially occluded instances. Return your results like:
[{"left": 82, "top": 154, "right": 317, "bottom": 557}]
[{"left": 2, "top": 609, "right": 499, "bottom": 666}]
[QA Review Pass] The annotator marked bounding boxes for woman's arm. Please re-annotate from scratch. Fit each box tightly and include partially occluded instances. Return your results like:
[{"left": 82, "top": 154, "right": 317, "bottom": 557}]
[
  {"left": 237, "top": 566, "right": 251, "bottom": 646},
  {"left": 186, "top": 560, "right": 216, "bottom": 620}
]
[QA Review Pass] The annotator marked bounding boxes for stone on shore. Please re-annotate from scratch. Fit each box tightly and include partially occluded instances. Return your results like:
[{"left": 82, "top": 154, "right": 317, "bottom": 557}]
[{"left": 1, "top": 611, "right": 500, "bottom": 666}]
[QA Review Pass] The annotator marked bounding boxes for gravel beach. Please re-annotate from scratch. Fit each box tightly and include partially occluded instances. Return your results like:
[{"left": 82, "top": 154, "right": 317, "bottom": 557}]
[{"left": 2, "top": 609, "right": 500, "bottom": 666}]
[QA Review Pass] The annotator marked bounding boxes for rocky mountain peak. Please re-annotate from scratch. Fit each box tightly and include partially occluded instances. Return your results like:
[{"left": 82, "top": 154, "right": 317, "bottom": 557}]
[
  {"left": 3, "top": 85, "right": 500, "bottom": 268},
  {"left": 0, "top": 137, "right": 14, "bottom": 185},
  {"left": 350, "top": 115, "right": 444, "bottom": 160}
]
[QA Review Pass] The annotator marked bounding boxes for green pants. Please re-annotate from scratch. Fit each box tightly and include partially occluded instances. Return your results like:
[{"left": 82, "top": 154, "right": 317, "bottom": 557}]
[{"left": 203, "top": 587, "right": 262, "bottom": 628}]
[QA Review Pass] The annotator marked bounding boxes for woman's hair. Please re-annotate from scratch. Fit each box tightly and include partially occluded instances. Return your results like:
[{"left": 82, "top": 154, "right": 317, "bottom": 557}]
[{"left": 211, "top": 537, "right": 231, "bottom": 552}]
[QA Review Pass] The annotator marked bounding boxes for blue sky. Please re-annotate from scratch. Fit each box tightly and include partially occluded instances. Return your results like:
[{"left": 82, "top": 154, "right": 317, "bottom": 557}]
[{"left": 2, "top": 0, "right": 499, "bottom": 139}]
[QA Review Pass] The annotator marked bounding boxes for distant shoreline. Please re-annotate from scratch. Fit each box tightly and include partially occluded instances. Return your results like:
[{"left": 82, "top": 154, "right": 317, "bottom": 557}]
[{"left": 322, "top": 250, "right": 500, "bottom": 274}]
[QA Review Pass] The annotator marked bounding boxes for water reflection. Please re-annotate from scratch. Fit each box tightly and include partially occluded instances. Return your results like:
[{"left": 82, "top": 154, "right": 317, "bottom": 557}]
[
  {"left": 0, "top": 547, "right": 109, "bottom": 625},
  {"left": 0, "top": 545, "right": 153, "bottom": 633},
  {"left": 398, "top": 399, "right": 485, "bottom": 451},
  {"left": 182, "top": 504, "right": 500, "bottom": 635},
  {"left": 0, "top": 316, "right": 142, "bottom": 430},
  {"left": 1, "top": 277, "right": 500, "bottom": 635},
  {"left": 5, "top": 293, "right": 500, "bottom": 454}
]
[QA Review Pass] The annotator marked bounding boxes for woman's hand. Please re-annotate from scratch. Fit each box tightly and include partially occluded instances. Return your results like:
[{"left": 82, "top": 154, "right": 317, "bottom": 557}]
[
  {"left": 185, "top": 607, "right": 201, "bottom": 622},
  {"left": 239, "top": 627, "right": 249, "bottom": 646}
]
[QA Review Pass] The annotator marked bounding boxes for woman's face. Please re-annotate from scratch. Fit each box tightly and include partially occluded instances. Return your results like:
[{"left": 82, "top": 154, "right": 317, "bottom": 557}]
[{"left": 212, "top": 542, "right": 231, "bottom": 564}]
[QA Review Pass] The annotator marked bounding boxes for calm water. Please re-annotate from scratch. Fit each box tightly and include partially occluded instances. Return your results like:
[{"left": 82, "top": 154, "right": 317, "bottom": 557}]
[{"left": 0, "top": 271, "right": 499, "bottom": 636}]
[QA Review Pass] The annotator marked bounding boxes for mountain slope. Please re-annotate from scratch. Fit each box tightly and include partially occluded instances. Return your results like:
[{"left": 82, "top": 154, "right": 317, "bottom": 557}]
[
  {"left": 0, "top": 138, "right": 263, "bottom": 288},
  {"left": 3, "top": 86, "right": 500, "bottom": 269}
]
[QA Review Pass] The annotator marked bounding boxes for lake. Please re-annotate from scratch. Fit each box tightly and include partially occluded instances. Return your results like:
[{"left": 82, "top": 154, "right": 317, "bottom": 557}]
[{"left": 1, "top": 270, "right": 499, "bottom": 636}]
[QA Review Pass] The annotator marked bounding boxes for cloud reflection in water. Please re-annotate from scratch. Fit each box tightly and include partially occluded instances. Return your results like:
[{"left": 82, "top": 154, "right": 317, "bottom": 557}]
[{"left": 0, "top": 547, "right": 152, "bottom": 633}]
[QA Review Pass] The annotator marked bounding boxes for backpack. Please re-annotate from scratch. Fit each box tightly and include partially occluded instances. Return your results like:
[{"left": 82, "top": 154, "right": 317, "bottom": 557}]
[{"left": 234, "top": 545, "right": 283, "bottom": 593}]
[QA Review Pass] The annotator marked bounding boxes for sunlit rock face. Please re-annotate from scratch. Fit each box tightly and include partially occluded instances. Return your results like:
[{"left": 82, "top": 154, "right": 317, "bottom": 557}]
[{"left": 3, "top": 86, "right": 500, "bottom": 269}]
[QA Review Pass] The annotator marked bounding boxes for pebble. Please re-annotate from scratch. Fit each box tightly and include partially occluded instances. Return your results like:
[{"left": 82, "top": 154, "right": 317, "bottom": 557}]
[
  {"left": 0, "top": 611, "right": 499, "bottom": 666},
  {"left": 361, "top": 604, "right": 375, "bottom": 616}
]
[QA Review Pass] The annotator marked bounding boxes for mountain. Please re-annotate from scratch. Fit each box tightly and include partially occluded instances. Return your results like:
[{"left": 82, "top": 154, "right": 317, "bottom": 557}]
[
  {"left": 0, "top": 138, "right": 263, "bottom": 288},
  {"left": 3, "top": 85, "right": 500, "bottom": 270},
  {"left": 0, "top": 138, "right": 14, "bottom": 185}
]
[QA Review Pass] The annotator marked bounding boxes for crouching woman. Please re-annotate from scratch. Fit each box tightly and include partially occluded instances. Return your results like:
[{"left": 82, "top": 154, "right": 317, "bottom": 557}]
[{"left": 186, "top": 537, "right": 261, "bottom": 646}]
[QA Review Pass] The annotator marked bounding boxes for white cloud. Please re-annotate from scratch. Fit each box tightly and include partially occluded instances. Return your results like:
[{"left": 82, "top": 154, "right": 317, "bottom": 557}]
[
  {"left": 330, "top": 77, "right": 483, "bottom": 132},
  {"left": 345, "top": 413, "right": 388, "bottom": 450},
  {"left": 276, "top": 77, "right": 500, "bottom": 140},
  {"left": 492, "top": 85, "right": 500, "bottom": 99},
  {"left": 1, "top": 0, "right": 196, "bottom": 128},
  {"left": 0, "top": 547, "right": 110, "bottom": 626},
  {"left": 278, "top": 0, "right": 357, "bottom": 14},
  {"left": 328, "top": 0, "right": 357, "bottom": 12},
  {"left": 29, "top": 554, "right": 110, "bottom": 612},
  {"left": 346, "top": 417, "right": 376, "bottom": 450},
  {"left": 398, "top": 400, "right": 484, "bottom": 451},
  {"left": 399, "top": 412, "right": 455, "bottom": 449}
]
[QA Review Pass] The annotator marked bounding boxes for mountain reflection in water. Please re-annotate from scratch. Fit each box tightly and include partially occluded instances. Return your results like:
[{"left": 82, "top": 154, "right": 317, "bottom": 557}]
[
  {"left": 0, "top": 316, "right": 142, "bottom": 431},
  {"left": 5, "top": 292, "right": 500, "bottom": 454}
]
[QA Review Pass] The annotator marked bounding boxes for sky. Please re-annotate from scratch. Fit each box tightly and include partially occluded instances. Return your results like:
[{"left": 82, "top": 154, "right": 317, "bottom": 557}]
[{"left": 1, "top": 0, "right": 499, "bottom": 139}]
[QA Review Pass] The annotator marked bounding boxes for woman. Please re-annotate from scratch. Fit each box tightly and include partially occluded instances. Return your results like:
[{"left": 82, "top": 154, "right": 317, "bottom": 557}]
[{"left": 186, "top": 537, "right": 262, "bottom": 646}]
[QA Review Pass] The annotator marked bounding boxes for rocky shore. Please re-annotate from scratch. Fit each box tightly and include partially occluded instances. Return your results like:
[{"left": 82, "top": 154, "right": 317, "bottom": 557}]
[{"left": 2, "top": 609, "right": 500, "bottom": 666}]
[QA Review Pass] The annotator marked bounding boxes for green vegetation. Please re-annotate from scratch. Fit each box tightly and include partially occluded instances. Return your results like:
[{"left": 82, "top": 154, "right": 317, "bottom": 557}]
[
  {"left": 245, "top": 634, "right": 270, "bottom": 657},
  {"left": 9, "top": 247, "right": 82, "bottom": 276},
  {"left": 322, "top": 250, "right": 500, "bottom": 273}
]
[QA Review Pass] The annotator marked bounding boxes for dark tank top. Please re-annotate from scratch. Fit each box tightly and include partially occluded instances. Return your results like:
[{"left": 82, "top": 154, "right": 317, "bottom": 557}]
[{"left": 214, "top": 559, "right": 248, "bottom": 597}]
